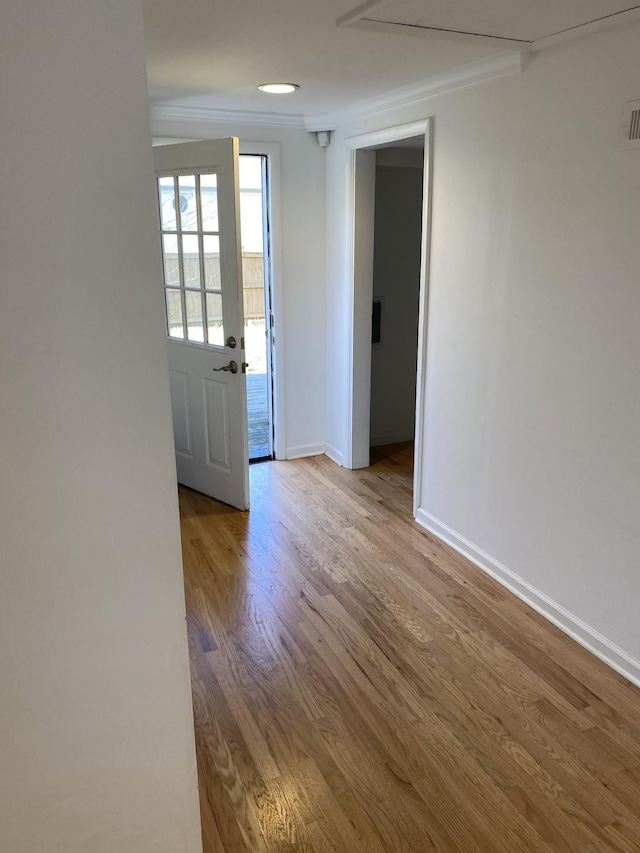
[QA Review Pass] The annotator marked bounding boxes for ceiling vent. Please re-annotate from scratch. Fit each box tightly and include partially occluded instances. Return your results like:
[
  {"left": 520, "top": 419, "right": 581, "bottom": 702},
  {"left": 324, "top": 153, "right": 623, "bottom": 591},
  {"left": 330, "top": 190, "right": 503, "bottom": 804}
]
[{"left": 620, "top": 99, "right": 640, "bottom": 150}]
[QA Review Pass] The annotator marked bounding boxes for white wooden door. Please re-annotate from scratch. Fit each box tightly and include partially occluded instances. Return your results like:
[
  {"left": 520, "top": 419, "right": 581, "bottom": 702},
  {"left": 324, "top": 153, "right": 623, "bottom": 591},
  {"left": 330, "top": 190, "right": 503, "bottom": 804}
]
[{"left": 154, "top": 139, "right": 249, "bottom": 510}]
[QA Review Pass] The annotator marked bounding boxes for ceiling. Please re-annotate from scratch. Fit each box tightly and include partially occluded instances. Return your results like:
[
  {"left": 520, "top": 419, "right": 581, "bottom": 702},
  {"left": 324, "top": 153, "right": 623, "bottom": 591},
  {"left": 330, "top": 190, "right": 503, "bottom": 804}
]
[
  {"left": 142, "top": 0, "right": 640, "bottom": 123},
  {"left": 351, "top": 0, "right": 639, "bottom": 43}
]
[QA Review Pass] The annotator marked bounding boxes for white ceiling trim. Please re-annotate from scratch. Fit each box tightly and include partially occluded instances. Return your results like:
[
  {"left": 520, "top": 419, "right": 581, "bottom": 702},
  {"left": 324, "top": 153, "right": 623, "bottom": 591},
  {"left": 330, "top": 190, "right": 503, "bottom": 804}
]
[
  {"left": 150, "top": 104, "right": 306, "bottom": 129},
  {"left": 338, "top": 2, "right": 640, "bottom": 52},
  {"left": 150, "top": 52, "right": 526, "bottom": 136},
  {"left": 305, "top": 51, "right": 526, "bottom": 132}
]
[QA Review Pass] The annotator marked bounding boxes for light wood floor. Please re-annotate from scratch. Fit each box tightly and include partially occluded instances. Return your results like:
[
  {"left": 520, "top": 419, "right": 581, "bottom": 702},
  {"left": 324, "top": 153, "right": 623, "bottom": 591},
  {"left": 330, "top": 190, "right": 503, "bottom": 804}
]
[{"left": 180, "top": 444, "right": 640, "bottom": 852}]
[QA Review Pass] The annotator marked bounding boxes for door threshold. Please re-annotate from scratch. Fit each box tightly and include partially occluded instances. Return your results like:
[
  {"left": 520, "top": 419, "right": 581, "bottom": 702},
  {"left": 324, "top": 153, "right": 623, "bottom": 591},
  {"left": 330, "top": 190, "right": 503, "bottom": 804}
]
[{"left": 249, "top": 455, "right": 273, "bottom": 465}]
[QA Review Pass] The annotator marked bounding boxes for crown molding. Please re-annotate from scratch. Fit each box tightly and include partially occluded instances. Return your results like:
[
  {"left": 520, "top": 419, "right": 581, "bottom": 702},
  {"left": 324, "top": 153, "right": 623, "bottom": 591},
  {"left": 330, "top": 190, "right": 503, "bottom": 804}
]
[
  {"left": 150, "top": 104, "right": 306, "bottom": 129},
  {"left": 304, "top": 115, "right": 340, "bottom": 132},
  {"left": 305, "top": 50, "right": 527, "bottom": 131},
  {"left": 150, "top": 52, "right": 527, "bottom": 135}
]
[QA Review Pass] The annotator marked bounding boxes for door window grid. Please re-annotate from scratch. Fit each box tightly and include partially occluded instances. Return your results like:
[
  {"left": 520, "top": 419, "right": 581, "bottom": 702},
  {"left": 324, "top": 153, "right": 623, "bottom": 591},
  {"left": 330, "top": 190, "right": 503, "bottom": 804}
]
[{"left": 157, "top": 172, "right": 223, "bottom": 347}]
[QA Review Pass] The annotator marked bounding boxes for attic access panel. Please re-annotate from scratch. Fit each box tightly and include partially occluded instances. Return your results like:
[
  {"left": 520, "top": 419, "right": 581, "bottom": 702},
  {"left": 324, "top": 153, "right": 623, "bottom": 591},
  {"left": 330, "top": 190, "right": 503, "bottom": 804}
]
[{"left": 355, "top": 0, "right": 639, "bottom": 43}]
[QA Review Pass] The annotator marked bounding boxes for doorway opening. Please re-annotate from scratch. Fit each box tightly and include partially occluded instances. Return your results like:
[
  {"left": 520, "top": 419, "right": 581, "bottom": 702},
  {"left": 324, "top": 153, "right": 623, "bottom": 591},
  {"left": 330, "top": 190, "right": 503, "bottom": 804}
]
[
  {"left": 347, "top": 119, "right": 432, "bottom": 519},
  {"left": 369, "top": 142, "right": 424, "bottom": 480},
  {"left": 239, "top": 154, "right": 274, "bottom": 463}
]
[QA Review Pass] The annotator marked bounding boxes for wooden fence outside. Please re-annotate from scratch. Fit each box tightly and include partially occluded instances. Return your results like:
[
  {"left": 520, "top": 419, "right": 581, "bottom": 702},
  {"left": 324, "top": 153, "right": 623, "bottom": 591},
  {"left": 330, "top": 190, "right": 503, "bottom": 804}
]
[
  {"left": 166, "top": 252, "right": 266, "bottom": 321},
  {"left": 242, "top": 254, "right": 266, "bottom": 320}
]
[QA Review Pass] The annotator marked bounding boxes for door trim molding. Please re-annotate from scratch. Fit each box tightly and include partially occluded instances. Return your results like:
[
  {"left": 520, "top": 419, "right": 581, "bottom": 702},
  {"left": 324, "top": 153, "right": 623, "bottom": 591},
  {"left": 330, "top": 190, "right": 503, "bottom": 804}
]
[
  {"left": 240, "top": 142, "right": 286, "bottom": 461},
  {"left": 346, "top": 120, "right": 433, "bottom": 151},
  {"left": 344, "top": 118, "right": 432, "bottom": 520}
]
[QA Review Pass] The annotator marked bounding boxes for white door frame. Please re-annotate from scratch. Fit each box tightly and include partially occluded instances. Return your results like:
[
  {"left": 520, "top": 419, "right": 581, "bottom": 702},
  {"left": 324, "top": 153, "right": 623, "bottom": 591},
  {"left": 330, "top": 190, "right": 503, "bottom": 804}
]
[
  {"left": 239, "top": 141, "right": 286, "bottom": 460},
  {"left": 345, "top": 118, "right": 433, "bottom": 518}
]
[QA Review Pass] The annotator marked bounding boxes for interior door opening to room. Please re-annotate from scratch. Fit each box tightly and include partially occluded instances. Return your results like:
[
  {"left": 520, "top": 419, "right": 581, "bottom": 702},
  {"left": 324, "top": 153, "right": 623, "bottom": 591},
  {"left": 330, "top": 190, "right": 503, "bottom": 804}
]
[
  {"left": 370, "top": 141, "right": 424, "bottom": 476},
  {"left": 348, "top": 119, "right": 432, "bottom": 519}
]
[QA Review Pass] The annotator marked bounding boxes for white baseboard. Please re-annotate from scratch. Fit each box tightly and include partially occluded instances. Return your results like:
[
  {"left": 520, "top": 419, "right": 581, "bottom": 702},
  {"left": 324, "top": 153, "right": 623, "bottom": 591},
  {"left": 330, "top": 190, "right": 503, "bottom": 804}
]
[
  {"left": 325, "top": 444, "right": 344, "bottom": 467},
  {"left": 415, "top": 508, "right": 640, "bottom": 689},
  {"left": 285, "top": 443, "right": 326, "bottom": 460}
]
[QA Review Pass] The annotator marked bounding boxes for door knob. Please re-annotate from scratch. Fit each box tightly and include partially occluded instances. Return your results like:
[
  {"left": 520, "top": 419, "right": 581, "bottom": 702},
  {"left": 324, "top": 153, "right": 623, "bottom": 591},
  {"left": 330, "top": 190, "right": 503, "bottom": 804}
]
[{"left": 213, "top": 360, "right": 238, "bottom": 374}]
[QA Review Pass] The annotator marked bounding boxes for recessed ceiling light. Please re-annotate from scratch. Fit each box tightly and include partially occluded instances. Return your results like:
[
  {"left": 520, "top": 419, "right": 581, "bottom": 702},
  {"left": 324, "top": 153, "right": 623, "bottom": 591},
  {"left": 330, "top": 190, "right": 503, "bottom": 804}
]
[{"left": 258, "top": 83, "right": 300, "bottom": 95}]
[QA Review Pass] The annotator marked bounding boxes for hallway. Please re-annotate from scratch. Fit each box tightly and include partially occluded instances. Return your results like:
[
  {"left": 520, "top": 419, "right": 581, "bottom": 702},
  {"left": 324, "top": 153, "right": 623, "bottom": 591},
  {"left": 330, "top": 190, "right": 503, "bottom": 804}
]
[{"left": 180, "top": 447, "right": 640, "bottom": 852}]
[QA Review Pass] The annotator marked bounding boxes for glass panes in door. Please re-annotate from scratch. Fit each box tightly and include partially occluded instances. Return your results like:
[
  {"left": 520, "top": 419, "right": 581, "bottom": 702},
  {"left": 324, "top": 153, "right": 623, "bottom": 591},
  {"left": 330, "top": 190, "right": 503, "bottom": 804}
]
[{"left": 157, "top": 172, "right": 223, "bottom": 348}]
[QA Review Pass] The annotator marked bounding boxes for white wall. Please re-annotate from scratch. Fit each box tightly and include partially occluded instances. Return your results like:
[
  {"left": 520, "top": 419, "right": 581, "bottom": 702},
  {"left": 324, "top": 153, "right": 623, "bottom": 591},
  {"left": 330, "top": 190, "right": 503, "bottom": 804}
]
[
  {"left": 370, "top": 159, "right": 423, "bottom": 446},
  {"left": 0, "top": 2, "right": 201, "bottom": 850},
  {"left": 151, "top": 117, "right": 327, "bottom": 459},
  {"left": 326, "top": 22, "right": 640, "bottom": 673}
]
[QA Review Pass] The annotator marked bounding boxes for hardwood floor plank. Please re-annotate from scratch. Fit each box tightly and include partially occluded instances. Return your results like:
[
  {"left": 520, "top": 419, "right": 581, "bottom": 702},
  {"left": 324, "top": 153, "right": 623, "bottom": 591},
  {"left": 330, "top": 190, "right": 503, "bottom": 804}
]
[
  {"left": 254, "top": 775, "right": 317, "bottom": 853},
  {"left": 189, "top": 633, "right": 269, "bottom": 851},
  {"left": 180, "top": 445, "right": 640, "bottom": 852}
]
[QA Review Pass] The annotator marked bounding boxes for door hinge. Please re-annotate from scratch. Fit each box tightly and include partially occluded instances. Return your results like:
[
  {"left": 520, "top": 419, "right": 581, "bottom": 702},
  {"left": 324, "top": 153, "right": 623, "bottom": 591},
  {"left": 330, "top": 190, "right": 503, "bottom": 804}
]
[{"left": 270, "top": 313, "right": 275, "bottom": 329}]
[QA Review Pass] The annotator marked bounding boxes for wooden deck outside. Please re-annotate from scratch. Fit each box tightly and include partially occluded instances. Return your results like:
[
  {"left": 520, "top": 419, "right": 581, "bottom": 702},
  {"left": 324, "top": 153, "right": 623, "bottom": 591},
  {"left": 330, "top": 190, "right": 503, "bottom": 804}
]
[{"left": 247, "top": 372, "right": 270, "bottom": 460}]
